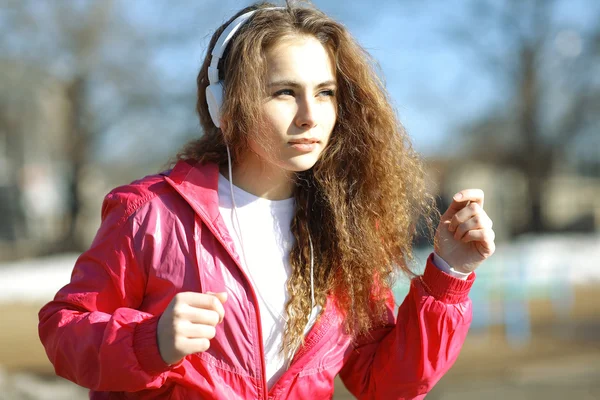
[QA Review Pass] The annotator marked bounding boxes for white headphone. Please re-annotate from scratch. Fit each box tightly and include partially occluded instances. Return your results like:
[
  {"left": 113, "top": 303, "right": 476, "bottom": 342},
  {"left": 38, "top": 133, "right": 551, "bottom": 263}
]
[{"left": 206, "top": 7, "right": 284, "bottom": 128}]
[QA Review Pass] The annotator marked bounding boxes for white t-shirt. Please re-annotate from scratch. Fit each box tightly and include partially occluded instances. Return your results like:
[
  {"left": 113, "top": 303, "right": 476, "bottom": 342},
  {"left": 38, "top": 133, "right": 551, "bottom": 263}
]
[
  {"left": 216, "top": 173, "right": 470, "bottom": 387},
  {"left": 217, "top": 174, "right": 295, "bottom": 387}
]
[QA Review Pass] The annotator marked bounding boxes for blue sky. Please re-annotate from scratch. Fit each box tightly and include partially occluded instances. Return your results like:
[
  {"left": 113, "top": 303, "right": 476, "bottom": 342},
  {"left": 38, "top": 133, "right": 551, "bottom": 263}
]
[
  {"left": 115, "top": 0, "right": 489, "bottom": 156},
  {"left": 103, "top": 0, "right": 592, "bottom": 160}
]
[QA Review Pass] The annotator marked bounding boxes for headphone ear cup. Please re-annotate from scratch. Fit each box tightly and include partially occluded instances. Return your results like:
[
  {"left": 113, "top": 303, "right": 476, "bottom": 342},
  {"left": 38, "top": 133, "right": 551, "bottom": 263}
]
[{"left": 206, "top": 83, "right": 225, "bottom": 128}]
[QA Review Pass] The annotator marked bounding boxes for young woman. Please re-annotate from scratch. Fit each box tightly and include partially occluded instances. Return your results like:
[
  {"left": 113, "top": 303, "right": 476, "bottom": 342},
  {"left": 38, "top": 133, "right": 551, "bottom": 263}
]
[{"left": 39, "top": 2, "right": 495, "bottom": 399}]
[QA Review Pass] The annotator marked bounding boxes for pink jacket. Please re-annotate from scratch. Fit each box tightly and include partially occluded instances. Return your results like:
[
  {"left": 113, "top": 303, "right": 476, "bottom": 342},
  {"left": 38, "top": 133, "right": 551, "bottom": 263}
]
[{"left": 38, "top": 160, "right": 474, "bottom": 399}]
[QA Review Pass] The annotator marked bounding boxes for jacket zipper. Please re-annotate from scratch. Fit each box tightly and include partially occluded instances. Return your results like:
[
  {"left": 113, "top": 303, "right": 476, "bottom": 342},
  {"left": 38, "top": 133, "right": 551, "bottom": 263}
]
[
  {"left": 268, "top": 305, "right": 335, "bottom": 396},
  {"left": 202, "top": 217, "right": 270, "bottom": 399},
  {"left": 201, "top": 215, "right": 270, "bottom": 399},
  {"left": 166, "top": 177, "right": 270, "bottom": 399}
]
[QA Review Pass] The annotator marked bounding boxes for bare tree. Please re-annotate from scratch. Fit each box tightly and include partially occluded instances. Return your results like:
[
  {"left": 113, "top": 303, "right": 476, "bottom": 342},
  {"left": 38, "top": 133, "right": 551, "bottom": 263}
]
[
  {"left": 0, "top": 0, "right": 216, "bottom": 251},
  {"left": 442, "top": 0, "right": 600, "bottom": 233}
]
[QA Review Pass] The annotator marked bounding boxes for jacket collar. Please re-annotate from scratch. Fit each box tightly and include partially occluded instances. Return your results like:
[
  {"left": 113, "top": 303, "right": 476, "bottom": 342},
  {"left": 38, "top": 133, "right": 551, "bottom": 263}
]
[
  {"left": 163, "top": 160, "right": 242, "bottom": 265},
  {"left": 166, "top": 160, "right": 220, "bottom": 222}
]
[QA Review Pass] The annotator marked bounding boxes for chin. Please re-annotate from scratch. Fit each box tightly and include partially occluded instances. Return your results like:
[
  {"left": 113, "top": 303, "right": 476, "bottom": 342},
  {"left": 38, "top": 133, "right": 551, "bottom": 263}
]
[{"left": 282, "top": 156, "right": 320, "bottom": 172}]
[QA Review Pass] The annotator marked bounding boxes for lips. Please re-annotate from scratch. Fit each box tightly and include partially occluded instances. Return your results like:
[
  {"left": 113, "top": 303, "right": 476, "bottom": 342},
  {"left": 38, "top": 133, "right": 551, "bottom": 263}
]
[
  {"left": 288, "top": 138, "right": 320, "bottom": 153},
  {"left": 288, "top": 138, "right": 320, "bottom": 144}
]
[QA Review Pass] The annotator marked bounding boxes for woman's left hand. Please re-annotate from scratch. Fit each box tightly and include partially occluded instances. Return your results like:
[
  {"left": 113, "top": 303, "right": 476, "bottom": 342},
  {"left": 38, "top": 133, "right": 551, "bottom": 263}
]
[{"left": 434, "top": 189, "right": 495, "bottom": 274}]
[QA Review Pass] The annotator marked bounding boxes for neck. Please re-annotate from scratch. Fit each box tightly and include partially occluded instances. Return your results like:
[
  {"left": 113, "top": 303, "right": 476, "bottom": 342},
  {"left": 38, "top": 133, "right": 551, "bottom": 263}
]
[{"left": 220, "top": 152, "right": 294, "bottom": 201}]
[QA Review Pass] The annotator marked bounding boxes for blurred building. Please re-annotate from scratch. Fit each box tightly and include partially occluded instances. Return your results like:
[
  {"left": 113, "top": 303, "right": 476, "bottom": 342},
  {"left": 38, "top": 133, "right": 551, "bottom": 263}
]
[{"left": 427, "top": 158, "right": 600, "bottom": 241}]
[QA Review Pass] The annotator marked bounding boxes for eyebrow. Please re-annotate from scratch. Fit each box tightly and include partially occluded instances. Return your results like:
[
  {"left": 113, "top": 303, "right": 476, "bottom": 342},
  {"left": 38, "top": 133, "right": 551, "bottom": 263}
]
[{"left": 268, "top": 79, "right": 337, "bottom": 89}]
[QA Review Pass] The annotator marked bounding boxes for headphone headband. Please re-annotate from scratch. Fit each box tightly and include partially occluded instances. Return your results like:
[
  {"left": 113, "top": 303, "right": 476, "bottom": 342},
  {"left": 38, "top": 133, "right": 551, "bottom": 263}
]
[{"left": 206, "top": 7, "right": 284, "bottom": 127}]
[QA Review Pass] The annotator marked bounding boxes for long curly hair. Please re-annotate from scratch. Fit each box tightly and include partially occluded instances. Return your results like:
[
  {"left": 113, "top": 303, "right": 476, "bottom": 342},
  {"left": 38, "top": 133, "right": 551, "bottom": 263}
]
[{"left": 176, "top": 0, "right": 438, "bottom": 356}]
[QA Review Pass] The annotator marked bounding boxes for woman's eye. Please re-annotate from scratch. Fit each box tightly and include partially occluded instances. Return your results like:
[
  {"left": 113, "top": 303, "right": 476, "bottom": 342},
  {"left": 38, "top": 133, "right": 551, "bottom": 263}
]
[
  {"left": 318, "top": 89, "right": 335, "bottom": 97},
  {"left": 274, "top": 89, "right": 294, "bottom": 97}
]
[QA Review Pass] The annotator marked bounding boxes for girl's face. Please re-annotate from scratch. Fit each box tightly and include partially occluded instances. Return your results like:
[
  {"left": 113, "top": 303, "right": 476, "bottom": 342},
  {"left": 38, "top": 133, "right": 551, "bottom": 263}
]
[{"left": 245, "top": 35, "right": 338, "bottom": 174}]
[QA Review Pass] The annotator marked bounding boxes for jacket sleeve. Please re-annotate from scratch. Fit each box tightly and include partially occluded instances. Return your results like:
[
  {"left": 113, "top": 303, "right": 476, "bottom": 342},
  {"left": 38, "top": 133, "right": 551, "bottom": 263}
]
[
  {"left": 38, "top": 191, "right": 181, "bottom": 392},
  {"left": 339, "top": 253, "right": 474, "bottom": 399}
]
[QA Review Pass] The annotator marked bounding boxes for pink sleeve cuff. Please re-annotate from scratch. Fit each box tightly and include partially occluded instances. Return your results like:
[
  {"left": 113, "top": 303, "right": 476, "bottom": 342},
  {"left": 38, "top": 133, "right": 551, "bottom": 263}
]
[
  {"left": 418, "top": 253, "right": 475, "bottom": 303},
  {"left": 133, "top": 314, "right": 182, "bottom": 375}
]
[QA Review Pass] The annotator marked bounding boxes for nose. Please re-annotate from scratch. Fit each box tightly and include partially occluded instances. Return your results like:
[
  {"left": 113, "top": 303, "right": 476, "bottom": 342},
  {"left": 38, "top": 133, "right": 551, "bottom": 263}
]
[{"left": 294, "top": 95, "right": 317, "bottom": 129}]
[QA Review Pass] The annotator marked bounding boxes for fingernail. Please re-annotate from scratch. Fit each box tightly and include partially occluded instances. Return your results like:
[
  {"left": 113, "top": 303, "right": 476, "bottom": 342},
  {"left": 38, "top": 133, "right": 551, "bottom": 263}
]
[{"left": 453, "top": 193, "right": 462, "bottom": 200}]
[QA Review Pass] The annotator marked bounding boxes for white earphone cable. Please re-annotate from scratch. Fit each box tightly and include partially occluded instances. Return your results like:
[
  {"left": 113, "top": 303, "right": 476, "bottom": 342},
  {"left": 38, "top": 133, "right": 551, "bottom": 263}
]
[
  {"left": 226, "top": 146, "right": 286, "bottom": 322},
  {"left": 225, "top": 146, "right": 316, "bottom": 317},
  {"left": 308, "top": 234, "right": 315, "bottom": 308}
]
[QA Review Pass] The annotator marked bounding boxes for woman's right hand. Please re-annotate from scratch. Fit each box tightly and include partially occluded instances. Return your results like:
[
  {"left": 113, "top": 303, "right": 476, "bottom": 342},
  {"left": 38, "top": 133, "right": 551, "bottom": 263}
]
[{"left": 157, "top": 291, "right": 228, "bottom": 365}]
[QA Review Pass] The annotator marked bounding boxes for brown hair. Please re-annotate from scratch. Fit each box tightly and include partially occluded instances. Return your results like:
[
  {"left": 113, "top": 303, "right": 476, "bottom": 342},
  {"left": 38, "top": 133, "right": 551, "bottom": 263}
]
[{"left": 176, "top": 0, "right": 438, "bottom": 356}]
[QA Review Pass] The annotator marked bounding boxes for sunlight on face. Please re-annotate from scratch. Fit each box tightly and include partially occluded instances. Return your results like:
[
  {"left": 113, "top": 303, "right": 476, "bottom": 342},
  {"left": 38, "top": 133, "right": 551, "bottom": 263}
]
[{"left": 245, "top": 35, "right": 338, "bottom": 175}]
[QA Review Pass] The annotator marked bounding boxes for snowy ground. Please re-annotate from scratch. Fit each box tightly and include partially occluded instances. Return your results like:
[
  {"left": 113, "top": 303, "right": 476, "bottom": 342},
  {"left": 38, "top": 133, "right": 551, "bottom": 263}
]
[
  {"left": 1, "top": 234, "right": 599, "bottom": 305},
  {"left": 0, "top": 253, "right": 79, "bottom": 304}
]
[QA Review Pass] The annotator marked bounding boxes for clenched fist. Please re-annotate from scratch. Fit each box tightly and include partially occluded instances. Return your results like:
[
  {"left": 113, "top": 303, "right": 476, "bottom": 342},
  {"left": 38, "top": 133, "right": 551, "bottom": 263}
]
[{"left": 157, "top": 291, "right": 228, "bottom": 365}]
